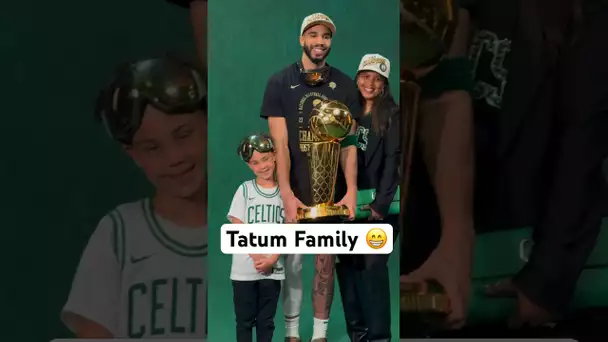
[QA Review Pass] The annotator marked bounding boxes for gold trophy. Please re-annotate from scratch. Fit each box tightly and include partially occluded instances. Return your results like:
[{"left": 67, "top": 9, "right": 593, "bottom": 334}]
[
  {"left": 296, "top": 99, "right": 353, "bottom": 222},
  {"left": 400, "top": 0, "right": 457, "bottom": 315}
]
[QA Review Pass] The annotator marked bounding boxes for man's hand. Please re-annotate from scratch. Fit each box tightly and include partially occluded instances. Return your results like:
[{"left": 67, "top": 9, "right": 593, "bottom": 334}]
[
  {"left": 484, "top": 278, "right": 556, "bottom": 328},
  {"left": 362, "top": 204, "right": 383, "bottom": 220},
  {"left": 254, "top": 258, "right": 275, "bottom": 274},
  {"left": 336, "top": 190, "right": 357, "bottom": 220},
  {"left": 281, "top": 190, "right": 306, "bottom": 223},
  {"left": 400, "top": 238, "right": 473, "bottom": 329}
]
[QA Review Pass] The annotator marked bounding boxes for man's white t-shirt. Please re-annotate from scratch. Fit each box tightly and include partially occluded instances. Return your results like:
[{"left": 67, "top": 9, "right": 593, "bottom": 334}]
[
  {"left": 227, "top": 180, "right": 285, "bottom": 281},
  {"left": 61, "top": 198, "right": 207, "bottom": 338}
]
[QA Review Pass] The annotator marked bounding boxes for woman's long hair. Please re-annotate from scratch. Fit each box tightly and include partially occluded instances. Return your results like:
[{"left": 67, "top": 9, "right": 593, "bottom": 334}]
[{"left": 357, "top": 75, "right": 399, "bottom": 137}]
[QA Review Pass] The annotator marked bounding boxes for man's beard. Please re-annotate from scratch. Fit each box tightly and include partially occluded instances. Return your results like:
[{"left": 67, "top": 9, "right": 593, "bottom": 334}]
[{"left": 303, "top": 45, "right": 331, "bottom": 66}]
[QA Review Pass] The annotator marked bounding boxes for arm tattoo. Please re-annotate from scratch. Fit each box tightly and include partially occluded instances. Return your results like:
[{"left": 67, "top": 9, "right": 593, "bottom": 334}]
[{"left": 312, "top": 254, "right": 336, "bottom": 318}]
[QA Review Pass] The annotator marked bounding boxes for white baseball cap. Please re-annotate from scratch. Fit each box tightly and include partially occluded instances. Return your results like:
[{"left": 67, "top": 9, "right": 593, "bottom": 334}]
[
  {"left": 357, "top": 53, "right": 391, "bottom": 79},
  {"left": 301, "top": 13, "right": 336, "bottom": 36}
]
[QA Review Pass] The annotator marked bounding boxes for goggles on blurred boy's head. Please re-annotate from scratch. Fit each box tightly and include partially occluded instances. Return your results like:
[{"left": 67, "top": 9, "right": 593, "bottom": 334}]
[
  {"left": 95, "top": 56, "right": 207, "bottom": 145},
  {"left": 237, "top": 133, "right": 275, "bottom": 162}
]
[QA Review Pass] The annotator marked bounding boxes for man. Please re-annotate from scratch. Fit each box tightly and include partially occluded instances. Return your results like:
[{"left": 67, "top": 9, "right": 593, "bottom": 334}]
[
  {"left": 61, "top": 57, "right": 208, "bottom": 338},
  {"left": 261, "top": 13, "right": 360, "bottom": 342}
]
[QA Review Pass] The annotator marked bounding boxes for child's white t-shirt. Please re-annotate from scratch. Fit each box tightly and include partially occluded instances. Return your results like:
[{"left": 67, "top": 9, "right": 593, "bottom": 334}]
[
  {"left": 62, "top": 198, "right": 207, "bottom": 338},
  {"left": 227, "top": 180, "right": 285, "bottom": 281}
]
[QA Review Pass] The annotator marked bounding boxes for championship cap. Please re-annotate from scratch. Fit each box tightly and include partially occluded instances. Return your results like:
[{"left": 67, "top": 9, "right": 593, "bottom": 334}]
[
  {"left": 301, "top": 13, "right": 336, "bottom": 36},
  {"left": 357, "top": 53, "right": 391, "bottom": 79}
]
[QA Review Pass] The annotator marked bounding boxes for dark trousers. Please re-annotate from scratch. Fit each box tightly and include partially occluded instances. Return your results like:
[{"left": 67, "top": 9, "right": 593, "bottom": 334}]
[
  {"left": 513, "top": 4, "right": 608, "bottom": 314},
  {"left": 232, "top": 279, "right": 281, "bottom": 342},
  {"left": 336, "top": 217, "right": 398, "bottom": 342}
]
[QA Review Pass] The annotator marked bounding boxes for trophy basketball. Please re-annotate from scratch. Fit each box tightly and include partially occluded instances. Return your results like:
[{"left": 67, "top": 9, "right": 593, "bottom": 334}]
[
  {"left": 296, "top": 99, "right": 353, "bottom": 222},
  {"left": 400, "top": 0, "right": 457, "bottom": 316}
]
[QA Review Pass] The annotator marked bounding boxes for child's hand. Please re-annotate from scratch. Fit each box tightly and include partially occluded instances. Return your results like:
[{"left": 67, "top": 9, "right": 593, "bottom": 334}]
[
  {"left": 254, "top": 258, "right": 274, "bottom": 274},
  {"left": 249, "top": 254, "right": 265, "bottom": 262}
]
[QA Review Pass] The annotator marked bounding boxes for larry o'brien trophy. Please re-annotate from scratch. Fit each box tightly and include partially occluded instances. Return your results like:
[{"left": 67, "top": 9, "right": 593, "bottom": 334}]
[
  {"left": 297, "top": 99, "right": 353, "bottom": 223},
  {"left": 400, "top": 0, "right": 456, "bottom": 318}
]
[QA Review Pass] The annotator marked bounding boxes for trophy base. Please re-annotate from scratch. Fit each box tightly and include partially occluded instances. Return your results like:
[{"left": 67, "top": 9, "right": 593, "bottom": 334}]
[
  {"left": 400, "top": 293, "right": 450, "bottom": 313},
  {"left": 296, "top": 203, "right": 349, "bottom": 223},
  {"left": 400, "top": 281, "right": 450, "bottom": 314}
]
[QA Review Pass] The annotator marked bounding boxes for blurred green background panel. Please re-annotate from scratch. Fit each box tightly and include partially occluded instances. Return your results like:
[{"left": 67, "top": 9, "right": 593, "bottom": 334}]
[
  {"left": 208, "top": 0, "right": 399, "bottom": 341},
  {"left": 0, "top": 1, "right": 195, "bottom": 340},
  {"left": 467, "top": 222, "right": 608, "bottom": 324}
]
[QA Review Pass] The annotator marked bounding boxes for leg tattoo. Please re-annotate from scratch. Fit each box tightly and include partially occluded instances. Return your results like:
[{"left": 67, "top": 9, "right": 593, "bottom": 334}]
[{"left": 312, "top": 254, "right": 336, "bottom": 319}]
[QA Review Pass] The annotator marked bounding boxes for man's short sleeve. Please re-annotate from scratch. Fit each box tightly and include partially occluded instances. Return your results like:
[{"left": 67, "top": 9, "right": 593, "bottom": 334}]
[
  {"left": 61, "top": 214, "right": 122, "bottom": 336},
  {"left": 260, "top": 76, "right": 284, "bottom": 119},
  {"left": 227, "top": 183, "right": 247, "bottom": 222}
]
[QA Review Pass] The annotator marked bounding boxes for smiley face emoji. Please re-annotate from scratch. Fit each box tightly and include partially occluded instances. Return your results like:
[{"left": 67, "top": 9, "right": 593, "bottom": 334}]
[{"left": 366, "top": 228, "right": 387, "bottom": 249}]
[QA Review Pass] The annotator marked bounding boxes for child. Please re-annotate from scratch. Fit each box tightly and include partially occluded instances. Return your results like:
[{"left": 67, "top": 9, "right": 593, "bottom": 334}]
[
  {"left": 61, "top": 57, "right": 208, "bottom": 338},
  {"left": 227, "top": 133, "right": 285, "bottom": 342}
]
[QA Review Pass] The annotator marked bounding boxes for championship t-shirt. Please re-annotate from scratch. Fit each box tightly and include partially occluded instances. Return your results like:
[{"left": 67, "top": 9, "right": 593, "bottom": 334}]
[
  {"left": 260, "top": 63, "right": 362, "bottom": 206},
  {"left": 227, "top": 180, "right": 285, "bottom": 281}
]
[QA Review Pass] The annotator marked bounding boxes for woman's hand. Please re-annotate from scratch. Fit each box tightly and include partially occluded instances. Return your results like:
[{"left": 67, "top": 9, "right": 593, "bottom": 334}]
[
  {"left": 362, "top": 204, "right": 383, "bottom": 220},
  {"left": 484, "top": 278, "right": 556, "bottom": 328}
]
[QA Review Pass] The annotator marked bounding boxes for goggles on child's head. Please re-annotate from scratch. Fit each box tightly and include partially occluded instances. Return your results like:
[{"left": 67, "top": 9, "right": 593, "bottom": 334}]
[
  {"left": 237, "top": 133, "right": 275, "bottom": 162},
  {"left": 298, "top": 61, "right": 331, "bottom": 86},
  {"left": 95, "top": 56, "right": 207, "bottom": 144}
]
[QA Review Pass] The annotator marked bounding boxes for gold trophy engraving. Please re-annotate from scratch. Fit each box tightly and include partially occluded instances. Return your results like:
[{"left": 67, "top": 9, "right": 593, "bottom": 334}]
[
  {"left": 400, "top": 0, "right": 457, "bottom": 315},
  {"left": 297, "top": 99, "right": 353, "bottom": 222}
]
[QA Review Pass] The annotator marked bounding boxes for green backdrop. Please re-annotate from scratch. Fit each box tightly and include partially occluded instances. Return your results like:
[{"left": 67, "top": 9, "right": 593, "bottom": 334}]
[
  {"left": 207, "top": 0, "right": 400, "bottom": 341},
  {"left": 0, "top": 2, "right": 195, "bottom": 341}
]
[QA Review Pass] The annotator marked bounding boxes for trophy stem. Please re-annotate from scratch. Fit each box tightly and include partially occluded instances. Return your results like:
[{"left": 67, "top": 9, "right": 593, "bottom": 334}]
[
  {"left": 297, "top": 140, "right": 349, "bottom": 222},
  {"left": 308, "top": 140, "right": 341, "bottom": 204}
]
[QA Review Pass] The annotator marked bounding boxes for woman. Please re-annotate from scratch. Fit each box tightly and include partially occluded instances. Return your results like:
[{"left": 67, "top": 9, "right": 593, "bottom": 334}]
[{"left": 336, "top": 53, "right": 400, "bottom": 342}]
